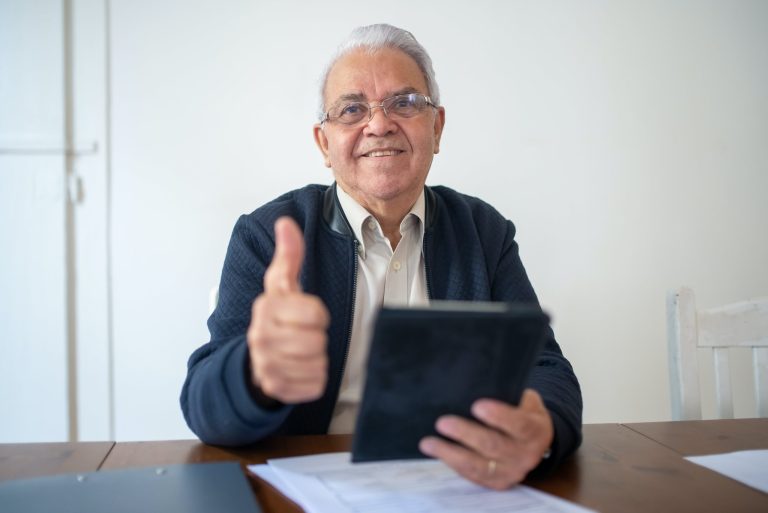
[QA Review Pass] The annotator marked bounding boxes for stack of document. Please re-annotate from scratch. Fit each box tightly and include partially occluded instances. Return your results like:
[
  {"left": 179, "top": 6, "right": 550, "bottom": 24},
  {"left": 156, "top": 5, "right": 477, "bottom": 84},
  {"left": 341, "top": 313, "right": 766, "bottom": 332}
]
[{"left": 250, "top": 452, "right": 596, "bottom": 513}]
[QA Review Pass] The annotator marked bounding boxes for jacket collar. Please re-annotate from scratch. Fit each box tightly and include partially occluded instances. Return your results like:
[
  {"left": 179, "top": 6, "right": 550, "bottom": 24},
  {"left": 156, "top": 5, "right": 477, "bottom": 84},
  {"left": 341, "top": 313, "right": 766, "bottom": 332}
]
[{"left": 322, "top": 182, "right": 436, "bottom": 238}]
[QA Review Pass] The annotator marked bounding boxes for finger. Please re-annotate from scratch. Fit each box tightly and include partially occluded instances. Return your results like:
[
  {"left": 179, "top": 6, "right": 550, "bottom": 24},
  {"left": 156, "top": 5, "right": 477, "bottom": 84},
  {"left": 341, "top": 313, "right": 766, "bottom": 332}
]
[
  {"left": 253, "top": 357, "right": 327, "bottom": 404},
  {"left": 419, "top": 436, "right": 489, "bottom": 484},
  {"left": 264, "top": 217, "right": 305, "bottom": 294},
  {"left": 419, "top": 436, "right": 524, "bottom": 490},
  {"left": 252, "top": 294, "right": 330, "bottom": 331},
  {"left": 471, "top": 392, "right": 550, "bottom": 443},
  {"left": 255, "top": 355, "right": 327, "bottom": 384},
  {"left": 250, "top": 299, "right": 329, "bottom": 358},
  {"left": 434, "top": 415, "right": 516, "bottom": 461},
  {"left": 259, "top": 375, "right": 327, "bottom": 404},
  {"left": 251, "top": 327, "right": 327, "bottom": 361},
  {"left": 519, "top": 388, "right": 547, "bottom": 412}
]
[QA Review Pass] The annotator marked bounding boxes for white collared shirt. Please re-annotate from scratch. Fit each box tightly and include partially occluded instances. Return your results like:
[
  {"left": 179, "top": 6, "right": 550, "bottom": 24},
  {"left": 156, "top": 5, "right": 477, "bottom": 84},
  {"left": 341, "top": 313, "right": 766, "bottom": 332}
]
[{"left": 327, "top": 185, "right": 430, "bottom": 434}]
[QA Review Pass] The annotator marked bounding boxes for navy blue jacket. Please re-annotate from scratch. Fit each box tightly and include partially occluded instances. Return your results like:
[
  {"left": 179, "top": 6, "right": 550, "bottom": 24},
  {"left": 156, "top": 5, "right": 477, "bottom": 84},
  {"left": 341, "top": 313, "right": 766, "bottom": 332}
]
[{"left": 181, "top": 183, "right": 582, "bottom": 475}]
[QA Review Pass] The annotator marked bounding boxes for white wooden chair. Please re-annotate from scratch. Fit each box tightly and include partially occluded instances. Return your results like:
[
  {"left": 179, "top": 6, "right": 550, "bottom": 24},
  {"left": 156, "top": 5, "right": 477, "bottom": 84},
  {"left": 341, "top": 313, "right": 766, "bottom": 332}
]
[
  {"left": 209, "top": 286, "right": 219, "bottom": 315},
  {"left": 667, "top": 287, "right": 768, "bottom": 420}
]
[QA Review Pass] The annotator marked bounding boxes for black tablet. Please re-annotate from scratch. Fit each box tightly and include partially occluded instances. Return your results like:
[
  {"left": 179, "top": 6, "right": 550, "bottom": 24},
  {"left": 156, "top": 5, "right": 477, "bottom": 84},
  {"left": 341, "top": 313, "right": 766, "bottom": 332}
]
[{"left": 351, "top": 301, "right": 549, "bottom": 462}]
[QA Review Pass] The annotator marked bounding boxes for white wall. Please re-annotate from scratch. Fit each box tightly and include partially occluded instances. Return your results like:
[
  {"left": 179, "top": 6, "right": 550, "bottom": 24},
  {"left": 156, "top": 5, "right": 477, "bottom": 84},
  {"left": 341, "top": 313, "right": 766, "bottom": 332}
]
[
  {"left": 108, "top": 0, "right": 768, "bottom": 439},
  {"left": 3, "top": 0, "right": 767, "bottom": 441}
]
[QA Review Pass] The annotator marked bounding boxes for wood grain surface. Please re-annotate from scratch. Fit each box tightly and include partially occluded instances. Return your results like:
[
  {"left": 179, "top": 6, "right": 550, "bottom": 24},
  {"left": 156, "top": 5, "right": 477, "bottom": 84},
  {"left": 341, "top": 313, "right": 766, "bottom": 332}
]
[{"left": 0, "top": 442, "right": 114, "bottom": 481}]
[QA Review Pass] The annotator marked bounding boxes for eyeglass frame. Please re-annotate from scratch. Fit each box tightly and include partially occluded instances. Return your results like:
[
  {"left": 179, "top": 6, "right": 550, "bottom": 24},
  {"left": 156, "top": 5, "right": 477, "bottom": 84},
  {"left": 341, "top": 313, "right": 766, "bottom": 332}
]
[{"left": 320, "top": 92, "right": 437, "bottom": 126}]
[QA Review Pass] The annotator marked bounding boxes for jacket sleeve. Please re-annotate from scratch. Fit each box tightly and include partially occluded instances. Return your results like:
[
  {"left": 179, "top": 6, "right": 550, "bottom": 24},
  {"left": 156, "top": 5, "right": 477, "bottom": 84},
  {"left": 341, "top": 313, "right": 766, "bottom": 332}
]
[
  {"left": 180, "top": 215, "right": 292, "bottom": 446},
  {"left": 491, "top": 221, "right": 583, "bottom": 477}
]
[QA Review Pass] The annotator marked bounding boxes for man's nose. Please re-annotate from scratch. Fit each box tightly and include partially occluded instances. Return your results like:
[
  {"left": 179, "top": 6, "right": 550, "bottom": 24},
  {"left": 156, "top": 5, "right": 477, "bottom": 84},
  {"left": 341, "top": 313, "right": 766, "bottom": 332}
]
[{"left": 363, "top": 105, "right": 398, "bottom": 136}]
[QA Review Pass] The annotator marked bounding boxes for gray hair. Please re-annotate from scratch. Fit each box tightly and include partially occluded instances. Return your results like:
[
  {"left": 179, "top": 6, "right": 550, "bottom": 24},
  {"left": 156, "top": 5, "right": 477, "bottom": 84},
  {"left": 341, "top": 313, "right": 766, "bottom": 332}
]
[{"left": 317, "top": 24, "right": 440, "bottom": 120}]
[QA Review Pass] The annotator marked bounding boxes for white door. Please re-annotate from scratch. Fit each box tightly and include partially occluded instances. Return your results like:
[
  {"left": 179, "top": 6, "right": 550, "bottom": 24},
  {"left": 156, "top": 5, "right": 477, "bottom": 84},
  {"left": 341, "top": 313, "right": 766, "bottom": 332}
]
[{"left": 0, "top": 0, "right": 70, "bottom": 442}]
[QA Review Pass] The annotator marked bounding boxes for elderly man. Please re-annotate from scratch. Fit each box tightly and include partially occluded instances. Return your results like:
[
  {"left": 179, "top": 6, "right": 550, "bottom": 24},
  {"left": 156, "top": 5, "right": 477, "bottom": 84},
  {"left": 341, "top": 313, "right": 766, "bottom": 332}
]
[{"left": 181, "top": 23, "right": 582, "bottom": 489}]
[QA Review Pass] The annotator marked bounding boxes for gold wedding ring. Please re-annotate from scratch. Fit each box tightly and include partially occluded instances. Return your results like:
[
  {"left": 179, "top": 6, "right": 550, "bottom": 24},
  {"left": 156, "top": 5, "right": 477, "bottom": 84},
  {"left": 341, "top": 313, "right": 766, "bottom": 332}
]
[{"left": 487, "top": 459, "right": 497, "bottom": 477}]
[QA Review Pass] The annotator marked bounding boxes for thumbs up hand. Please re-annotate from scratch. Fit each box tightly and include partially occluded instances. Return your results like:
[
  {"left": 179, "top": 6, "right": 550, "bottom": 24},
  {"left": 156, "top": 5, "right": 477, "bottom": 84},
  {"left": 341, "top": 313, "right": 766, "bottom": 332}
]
[{"left": 247, "top": 217, "right": 330, "bottom": 404}]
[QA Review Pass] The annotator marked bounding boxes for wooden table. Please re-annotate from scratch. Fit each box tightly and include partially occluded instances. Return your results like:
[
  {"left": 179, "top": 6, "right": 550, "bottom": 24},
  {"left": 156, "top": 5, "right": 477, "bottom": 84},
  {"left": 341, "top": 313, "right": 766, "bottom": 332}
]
[
  {"left": 0, "top": 442, "right": 114, "bottom": 482},
  {"left": 2, "top": 421, "right": 767, "bottom": 512},
  {"left": 546, "top": 421, "right": 768, "bottom": 512},
  {"left": 624, "top": 418, "right": 768, "bottom": 455}
]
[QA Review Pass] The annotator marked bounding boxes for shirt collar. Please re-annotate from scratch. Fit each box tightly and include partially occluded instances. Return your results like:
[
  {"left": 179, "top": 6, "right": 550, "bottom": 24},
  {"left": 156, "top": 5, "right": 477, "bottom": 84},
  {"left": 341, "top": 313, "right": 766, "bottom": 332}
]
[{"left": 335, "top": 184, "right": 425, "bottom": 259}]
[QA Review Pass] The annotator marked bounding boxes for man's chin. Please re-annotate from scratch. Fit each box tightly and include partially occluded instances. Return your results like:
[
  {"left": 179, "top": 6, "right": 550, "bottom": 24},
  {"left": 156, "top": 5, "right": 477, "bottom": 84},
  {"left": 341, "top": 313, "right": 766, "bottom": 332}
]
[{"left": 363, "top": 181, "right": 423, "bottom": 205}]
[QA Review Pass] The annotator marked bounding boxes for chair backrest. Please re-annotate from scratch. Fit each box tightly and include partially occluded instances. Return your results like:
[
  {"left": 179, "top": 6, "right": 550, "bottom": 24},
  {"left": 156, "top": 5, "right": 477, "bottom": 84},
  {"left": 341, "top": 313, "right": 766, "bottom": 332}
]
[
  {"left": 667, "top": 287, "right": 768, "bottom": 420},
  {"left": 209, "top": 286, "right": 219, "bottom": 315}
]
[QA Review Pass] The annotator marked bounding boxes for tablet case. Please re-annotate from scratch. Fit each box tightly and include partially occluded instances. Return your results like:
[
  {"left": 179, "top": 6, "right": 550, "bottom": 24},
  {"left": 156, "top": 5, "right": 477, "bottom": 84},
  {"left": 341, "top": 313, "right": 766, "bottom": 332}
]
[
  {"left": 0, "top": 462, "right": 262, "bottom": 513},
  {"left": 351, "top": 301, "right": 549, "bottom": 462}
]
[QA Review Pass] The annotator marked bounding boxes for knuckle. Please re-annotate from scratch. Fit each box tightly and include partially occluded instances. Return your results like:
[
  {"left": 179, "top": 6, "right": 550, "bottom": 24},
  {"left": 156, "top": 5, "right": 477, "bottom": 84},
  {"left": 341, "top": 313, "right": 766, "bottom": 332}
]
[
  {"left": 308, "top": 369, "right": 327, "bottom": 387},
  {"left": 249, "top": 301, "right": 273, "bottom": 343},
  {"left": 252, "top": 294, "right": 272, "bottom": 318},
  {"left": 309, "top": 296, "right": 330, "bottom": 325},
  {"left": 309, "top": 331, "right": 328, "bottom": 351},
  {"left": 308, "top": 384, "right": 324, "bottom": 400},
  {"left": 521, "top": 451, "right": 541, "bottom": 471},
  {"left": 259, "top": 377, "right": 281, "bottom": 398},
  {"left": 255, "top": 360, "right": 282, "bottom": 386},
  {"left": 247, "top": 327, "right": 267, "bottom": 351},
  {"left": 257, "top": 358, "right": 275, "bottom": 376},
  {"left": 519, "top": 419, "right": 537, "bottom": 438}
]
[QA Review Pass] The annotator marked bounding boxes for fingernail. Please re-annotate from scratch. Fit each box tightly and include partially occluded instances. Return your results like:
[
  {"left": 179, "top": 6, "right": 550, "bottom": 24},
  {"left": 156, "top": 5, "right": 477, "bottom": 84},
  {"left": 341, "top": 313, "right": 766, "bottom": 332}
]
[
  {"left": 419, "top": 438, "right": 436, "bottom": 455},
  {"left": 435, "top": 416, "right": 455, "bottom": 435},
  {"left": 472, "top": 401, "right": 489, "bottom": 418}
]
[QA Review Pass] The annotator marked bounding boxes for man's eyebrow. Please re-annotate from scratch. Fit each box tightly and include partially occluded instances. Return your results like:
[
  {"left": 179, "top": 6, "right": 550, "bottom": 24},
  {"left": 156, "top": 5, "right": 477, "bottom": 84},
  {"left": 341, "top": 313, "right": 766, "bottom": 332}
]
[
  {"left": 391, "top": 87, "right": 420, "bottom": 97},
  {"left": 331, "top": 87, "right": 423, "bottom": 105},
  {"left": 333, "top": 92, "right": 366, "bottom": 104}
]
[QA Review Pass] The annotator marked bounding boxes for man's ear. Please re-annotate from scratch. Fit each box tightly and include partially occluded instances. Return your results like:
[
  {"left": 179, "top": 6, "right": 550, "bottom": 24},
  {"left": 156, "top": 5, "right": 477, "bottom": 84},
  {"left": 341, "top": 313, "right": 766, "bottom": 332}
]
[
  {"left": 433, "top": 106, "right": 446, "bottom": 154},
  {"left": 313, "top": 124, "right": 332, "bottom": 168}
]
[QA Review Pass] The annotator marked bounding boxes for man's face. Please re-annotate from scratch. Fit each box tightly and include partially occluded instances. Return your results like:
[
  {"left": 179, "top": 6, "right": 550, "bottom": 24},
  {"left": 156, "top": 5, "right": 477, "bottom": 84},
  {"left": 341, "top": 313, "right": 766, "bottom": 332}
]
[{"left": 314, "top": 48, "right": 445, "bottom": 213}]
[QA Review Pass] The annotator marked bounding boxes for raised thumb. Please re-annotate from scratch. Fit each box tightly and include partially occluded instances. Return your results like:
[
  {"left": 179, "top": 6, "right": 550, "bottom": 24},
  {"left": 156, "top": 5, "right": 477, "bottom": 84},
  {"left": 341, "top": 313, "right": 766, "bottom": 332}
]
[{"left": 264, "top": 216, "right": 305, "bottom": 294}]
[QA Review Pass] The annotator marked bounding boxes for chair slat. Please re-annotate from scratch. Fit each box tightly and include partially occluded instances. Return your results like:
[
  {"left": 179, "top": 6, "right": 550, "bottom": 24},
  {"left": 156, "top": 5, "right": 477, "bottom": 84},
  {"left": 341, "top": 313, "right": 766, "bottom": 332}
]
[
  {"left": 668, "top": 288, "right": 768, "bottom": 420},
  {"left": 755, "top": 347, "right": 768, "bottom": 417},
  {"left": 668, "top": 288, "right": 702, "bottom": 420},
  {"left": 713, "top": 347, "right": 734, "bottom": 418},
  {"left": 698, "top": 298, "right": 768, "bottom": 348}
]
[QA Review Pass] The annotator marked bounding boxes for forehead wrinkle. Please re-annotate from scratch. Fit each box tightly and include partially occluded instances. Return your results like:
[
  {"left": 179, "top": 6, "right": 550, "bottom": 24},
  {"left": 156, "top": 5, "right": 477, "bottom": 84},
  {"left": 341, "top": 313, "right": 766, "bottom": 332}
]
[{"left": 323, "top": 48, "right": 429, "bottom": 110}]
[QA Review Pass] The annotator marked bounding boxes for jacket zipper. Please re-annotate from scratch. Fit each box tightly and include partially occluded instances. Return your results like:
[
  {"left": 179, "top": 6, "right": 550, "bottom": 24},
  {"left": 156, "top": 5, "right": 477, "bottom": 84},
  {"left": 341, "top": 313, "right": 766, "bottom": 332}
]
[
  {"left": 423, "top": 233, "right": 433, "bottom": 300},
  {"left": 336, "top": 239, "right": 358, "bottom": 401}
]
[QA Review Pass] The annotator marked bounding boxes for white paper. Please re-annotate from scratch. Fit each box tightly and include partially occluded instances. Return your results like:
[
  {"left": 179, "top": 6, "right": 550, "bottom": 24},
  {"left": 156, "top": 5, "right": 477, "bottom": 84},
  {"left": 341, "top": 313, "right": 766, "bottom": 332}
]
[
  {"left": 250, "top": 465, "right": 304, "bottom": 506},
  {"left": 249, "top": 452, "right": 596, "bottom": 513},
  {"left": 685, "top": 449, "right": 768, "bottom": 494}
]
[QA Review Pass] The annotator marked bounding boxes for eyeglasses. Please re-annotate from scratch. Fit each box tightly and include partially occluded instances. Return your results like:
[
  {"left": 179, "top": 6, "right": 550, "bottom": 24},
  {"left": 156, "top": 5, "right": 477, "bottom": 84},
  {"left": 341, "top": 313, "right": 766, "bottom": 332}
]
[{"left": 321, "top": 93, "right": 436, "bottom": 126}]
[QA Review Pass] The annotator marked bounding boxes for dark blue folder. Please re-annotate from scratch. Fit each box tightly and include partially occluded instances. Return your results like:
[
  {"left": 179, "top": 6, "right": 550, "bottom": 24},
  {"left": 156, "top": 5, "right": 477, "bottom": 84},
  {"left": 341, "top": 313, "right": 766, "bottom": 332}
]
[{"left": 0, "top": 461, "right": 262, "bottom": 513}]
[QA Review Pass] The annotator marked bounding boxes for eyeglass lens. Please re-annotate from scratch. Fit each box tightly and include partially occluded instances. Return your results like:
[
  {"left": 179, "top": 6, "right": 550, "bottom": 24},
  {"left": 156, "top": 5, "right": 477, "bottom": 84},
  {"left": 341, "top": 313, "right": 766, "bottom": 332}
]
[{"left": 330, "top": 94, "right": 430, "bottom": 125}]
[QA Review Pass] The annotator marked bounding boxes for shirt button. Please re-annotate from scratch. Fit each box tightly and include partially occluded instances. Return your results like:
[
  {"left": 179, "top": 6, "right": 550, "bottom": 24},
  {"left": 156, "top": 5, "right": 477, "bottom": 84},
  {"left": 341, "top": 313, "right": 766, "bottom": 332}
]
[{"left": 392, "top": 261, "right": 402, "bottom": 271}]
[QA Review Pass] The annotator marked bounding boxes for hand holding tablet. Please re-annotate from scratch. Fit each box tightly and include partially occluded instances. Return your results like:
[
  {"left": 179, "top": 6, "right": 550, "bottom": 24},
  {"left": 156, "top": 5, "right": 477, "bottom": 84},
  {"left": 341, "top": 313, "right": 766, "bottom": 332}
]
[{"left": 352, "top": 302, "right": 550, "bottom": 464}]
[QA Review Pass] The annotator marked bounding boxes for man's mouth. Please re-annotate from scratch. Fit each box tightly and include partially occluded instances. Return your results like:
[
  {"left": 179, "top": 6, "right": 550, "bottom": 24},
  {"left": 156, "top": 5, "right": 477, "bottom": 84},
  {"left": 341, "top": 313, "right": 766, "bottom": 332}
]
[{"left": 361, "top": 149, "right": 404, "bottom": 157}]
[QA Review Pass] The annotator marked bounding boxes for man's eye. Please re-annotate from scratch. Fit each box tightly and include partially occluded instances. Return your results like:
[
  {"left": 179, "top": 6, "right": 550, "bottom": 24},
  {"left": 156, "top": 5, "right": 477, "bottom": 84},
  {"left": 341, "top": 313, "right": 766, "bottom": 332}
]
[
  {"left": 341, "top": 104, "right": 363, "bottom": 116},
  {"left": 393, "top": 98, "right": 412, "bottom": 109}
]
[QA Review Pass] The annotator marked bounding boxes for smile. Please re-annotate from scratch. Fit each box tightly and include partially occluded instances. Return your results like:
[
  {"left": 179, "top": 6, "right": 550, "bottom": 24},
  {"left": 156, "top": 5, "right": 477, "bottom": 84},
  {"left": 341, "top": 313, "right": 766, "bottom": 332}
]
[{"left": 362, "top": 149, "right": 403, "bottom": 157}]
